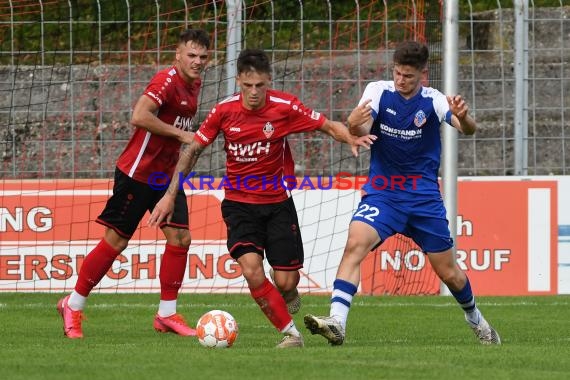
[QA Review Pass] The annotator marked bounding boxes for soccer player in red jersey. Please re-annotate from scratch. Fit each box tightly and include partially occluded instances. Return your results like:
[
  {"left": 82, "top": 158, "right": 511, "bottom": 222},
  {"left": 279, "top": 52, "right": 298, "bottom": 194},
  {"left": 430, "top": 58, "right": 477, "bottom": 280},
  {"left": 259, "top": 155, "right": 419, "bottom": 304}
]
[
  {"left": 148, "top": 48, "right": 376, "bottom": 348},
  {"left": 57, "top": 29, "right": 210, "bottom": 338}
]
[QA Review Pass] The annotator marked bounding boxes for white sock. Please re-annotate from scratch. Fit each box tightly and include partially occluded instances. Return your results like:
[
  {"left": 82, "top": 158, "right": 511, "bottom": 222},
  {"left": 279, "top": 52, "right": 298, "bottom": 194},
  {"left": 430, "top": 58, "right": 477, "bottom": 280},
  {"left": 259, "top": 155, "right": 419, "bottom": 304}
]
[
  {"left": 465, "top": 307, "right": 482, "bottom": 326},
  {"left": 158, "top": 300, "right": 177, "bottom": 317},
  {"left": 329, "top": 289, "right": 354, "bottom": 329},
  {"left": 330, "top": 303, "right": 350, "bottom": 330},
  {"left": 68, "top": 291, "right": 87, "bottom": 311},
  {"left": 280, "top": 320, "right": 301, "bottom": 337}
]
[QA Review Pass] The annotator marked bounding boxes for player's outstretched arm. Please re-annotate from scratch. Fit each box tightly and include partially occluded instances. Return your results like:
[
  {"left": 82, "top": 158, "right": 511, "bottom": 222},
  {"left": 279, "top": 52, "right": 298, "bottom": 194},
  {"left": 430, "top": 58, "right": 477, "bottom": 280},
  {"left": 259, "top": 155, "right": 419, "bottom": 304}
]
[
  {"left": 130, "top": 95, "right": 195, "bottom": 145},
  {"left": 318, "top": 119, "right": 376, "bottom": 157},
  {"left": 148, "top": 139, "right": 205, "bottom": 226},
  {"left": 447, "top": 95, "right": 477, "bottom": 135},
  {"left": 347, "top": 99, "right": 374, "bottom": 136}
]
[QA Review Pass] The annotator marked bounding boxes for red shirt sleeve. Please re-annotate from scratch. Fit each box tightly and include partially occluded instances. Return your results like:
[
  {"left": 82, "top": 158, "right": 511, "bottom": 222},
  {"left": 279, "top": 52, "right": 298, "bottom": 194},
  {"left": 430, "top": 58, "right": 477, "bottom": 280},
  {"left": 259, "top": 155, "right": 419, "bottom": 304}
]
[
  {"left": 285, "top": 96, "right": 326, "bottom": 133},
  {"left": 194, "top": 104, "right": 222, "bottom": 146},
  {"left": 143, "top": 70, "right": 172, "bottom": 107}
]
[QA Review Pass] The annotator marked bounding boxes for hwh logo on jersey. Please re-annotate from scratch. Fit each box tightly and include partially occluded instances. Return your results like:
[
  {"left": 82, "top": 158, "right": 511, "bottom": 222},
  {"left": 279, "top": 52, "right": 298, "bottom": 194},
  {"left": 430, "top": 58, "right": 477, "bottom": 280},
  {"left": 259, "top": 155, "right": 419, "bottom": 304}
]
[
  {"left": 228, "top": 141, "right": 271, "bottom": 158},
  {"left": 173, "top": 116, "right": 192, "bottom": 130}
]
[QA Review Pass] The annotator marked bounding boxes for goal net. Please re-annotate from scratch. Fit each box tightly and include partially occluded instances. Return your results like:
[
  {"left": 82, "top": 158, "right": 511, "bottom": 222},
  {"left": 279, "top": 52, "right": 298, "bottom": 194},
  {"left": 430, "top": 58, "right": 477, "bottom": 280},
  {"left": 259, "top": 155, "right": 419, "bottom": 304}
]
[{"left": 0, "top": 0, "right": 442, "bottom": 295}]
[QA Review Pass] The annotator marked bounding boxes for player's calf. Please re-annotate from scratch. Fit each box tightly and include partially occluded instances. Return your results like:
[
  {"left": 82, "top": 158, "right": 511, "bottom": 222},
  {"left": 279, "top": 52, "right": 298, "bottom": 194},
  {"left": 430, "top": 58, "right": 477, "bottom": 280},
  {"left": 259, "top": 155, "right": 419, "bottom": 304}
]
[{"left": 270, "top": 268, "right": 302, "bottom": 314}]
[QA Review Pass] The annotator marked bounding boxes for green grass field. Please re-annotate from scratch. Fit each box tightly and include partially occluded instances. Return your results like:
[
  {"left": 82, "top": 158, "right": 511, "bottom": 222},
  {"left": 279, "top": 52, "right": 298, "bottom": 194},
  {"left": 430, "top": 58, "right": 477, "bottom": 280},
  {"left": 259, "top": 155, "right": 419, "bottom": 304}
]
[{"left": 1, "top": 293, "right": 569, "bottom": 380}]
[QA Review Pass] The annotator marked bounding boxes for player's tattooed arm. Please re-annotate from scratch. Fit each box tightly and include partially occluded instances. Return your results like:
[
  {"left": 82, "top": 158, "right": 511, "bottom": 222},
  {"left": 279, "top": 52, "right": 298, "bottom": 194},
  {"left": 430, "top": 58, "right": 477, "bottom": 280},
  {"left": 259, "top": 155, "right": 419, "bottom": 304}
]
[
  {"left": 166, "top": 140, "right": 205, "bottom": 196},
  {"left": 148, "top": 139, "right": 204, "bottom": 226}
]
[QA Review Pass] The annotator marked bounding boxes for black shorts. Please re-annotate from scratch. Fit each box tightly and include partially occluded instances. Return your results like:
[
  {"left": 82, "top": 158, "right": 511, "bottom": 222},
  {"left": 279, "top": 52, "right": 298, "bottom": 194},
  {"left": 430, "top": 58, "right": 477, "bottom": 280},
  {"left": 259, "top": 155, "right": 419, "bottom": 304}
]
[
  {"left": 221, "top": 197, "right": 303, "bottom": 271},
  {"left": 96, "top": 168, "right": 189, "bottom": 238}
]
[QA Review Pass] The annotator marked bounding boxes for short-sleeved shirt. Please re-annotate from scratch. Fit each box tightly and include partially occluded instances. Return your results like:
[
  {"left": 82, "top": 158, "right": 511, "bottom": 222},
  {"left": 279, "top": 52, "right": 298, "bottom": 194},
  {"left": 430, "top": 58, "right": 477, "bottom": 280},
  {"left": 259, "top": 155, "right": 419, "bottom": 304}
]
[
  {"left": 360, "top": 81, "right": 452, "bottom": 200},
  {"left": 116, "top": 66, "right": 201, "bottom": 183},
  {"left": 194, "top": 89, "right": 326, "bottom": 204}
]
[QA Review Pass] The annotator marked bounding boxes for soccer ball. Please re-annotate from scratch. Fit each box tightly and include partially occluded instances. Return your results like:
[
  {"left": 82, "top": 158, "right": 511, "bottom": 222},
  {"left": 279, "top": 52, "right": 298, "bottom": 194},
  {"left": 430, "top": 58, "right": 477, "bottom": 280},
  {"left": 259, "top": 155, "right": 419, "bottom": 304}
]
[{"left": 196, "top": 310, "right": 238, "bottom": 348}]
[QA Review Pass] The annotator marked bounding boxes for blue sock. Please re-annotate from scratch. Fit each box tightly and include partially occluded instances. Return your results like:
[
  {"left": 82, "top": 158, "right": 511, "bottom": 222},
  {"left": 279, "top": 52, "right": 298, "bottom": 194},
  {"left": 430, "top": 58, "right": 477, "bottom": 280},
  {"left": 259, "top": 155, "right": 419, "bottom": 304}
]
[
  {"left": 449, "top": 276, "right": 481, "bottom": 325},
  {"left": 330, "top": 279, "right": 358, "bottom": 329}
]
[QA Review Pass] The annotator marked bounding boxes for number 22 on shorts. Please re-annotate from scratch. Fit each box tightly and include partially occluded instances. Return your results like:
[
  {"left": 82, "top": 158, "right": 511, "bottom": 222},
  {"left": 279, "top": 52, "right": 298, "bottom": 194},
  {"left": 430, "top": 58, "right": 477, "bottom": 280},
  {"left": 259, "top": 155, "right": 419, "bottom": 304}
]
[{"left": 353, "top": 203, "right": 379, "bottom": 222}]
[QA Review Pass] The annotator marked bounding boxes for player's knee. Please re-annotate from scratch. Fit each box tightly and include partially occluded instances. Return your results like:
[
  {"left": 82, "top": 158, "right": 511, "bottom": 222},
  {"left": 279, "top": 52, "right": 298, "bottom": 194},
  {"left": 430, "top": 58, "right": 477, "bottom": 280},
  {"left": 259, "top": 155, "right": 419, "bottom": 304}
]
[
  {"left": 165, "top": 230, "right": 192, "bottom": 249},
  {"left": 177, "top": 233, "right": 192, "bottom": 249},
  {"left": 438, "top": 268, "right": 465, "bottom": 290},
  {"left": 274, "top": 271, "right": 299, "bottom": 292},
  {"left": 104, "top": 229, "right": 129, "bottom": 252},
  {"left": 162, "top": 226, "right": 192, "bottom": 249},
  {"left": 241, "top": 264, "right": 265, "bottom": 284},
  {"left": 343, "top": 236, "right": 369, "bottom": 261},
  {"left": 111, "top": 240, "right": 128, "bottom": 252}
]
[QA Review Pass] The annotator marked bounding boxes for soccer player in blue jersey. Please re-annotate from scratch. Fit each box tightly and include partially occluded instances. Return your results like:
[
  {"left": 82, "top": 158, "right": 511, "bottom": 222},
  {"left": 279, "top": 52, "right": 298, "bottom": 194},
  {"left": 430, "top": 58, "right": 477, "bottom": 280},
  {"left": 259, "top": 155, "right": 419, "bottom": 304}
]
[{"left": 304, "top": 40, "right": 501, "bottom": 345}]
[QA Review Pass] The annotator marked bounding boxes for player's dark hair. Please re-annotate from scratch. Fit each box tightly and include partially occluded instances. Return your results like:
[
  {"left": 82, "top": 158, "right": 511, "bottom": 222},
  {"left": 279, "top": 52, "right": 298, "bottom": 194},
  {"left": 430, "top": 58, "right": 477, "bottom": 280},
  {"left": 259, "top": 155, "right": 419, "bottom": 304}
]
[
  {"left": 393, "top": 41, "right": 429, "bottom": 71},
  {"left": 179, "top": 29, "right": 210, "bottom": 49},
  {"left": 237, "top": 48, "right": 271, "bottom": 75}
]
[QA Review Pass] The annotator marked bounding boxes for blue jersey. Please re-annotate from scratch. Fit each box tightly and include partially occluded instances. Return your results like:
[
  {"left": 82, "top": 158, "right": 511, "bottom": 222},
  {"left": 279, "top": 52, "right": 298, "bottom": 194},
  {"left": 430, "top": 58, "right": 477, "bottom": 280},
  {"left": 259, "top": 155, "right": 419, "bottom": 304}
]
[{"left": 360, "top": 81, "right": 452, "bottom": 200}]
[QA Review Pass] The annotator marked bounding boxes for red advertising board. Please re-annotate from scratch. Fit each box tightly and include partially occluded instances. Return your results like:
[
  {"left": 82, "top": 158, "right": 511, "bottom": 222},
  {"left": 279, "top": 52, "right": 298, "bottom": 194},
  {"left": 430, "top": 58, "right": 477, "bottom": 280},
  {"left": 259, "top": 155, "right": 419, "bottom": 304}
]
[
  {"left": 0, "top": 179, "right": 559, "bottom": 295},
  {"left": 0, "top": 179, "right": 225, "bottom": 242}
]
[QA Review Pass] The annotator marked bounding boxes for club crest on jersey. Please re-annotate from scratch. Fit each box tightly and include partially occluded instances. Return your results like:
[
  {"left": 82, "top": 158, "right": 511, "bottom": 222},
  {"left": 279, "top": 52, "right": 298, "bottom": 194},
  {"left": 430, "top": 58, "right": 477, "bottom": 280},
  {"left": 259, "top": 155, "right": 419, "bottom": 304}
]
[
  {"left": 263, "top": 122, "right": 274, "bottom": 138},
  {"left": 414, "top": 110, "right": 427, "bottom": 128}
]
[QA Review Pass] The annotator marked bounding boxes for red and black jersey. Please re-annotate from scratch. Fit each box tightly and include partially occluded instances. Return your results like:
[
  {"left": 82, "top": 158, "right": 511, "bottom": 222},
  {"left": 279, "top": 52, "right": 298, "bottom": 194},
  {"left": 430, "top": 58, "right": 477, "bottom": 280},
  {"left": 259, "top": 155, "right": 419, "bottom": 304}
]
[
  {"left": 195, "top": 89, "right": 326, "bottom": 204},
  {"left": 116, "top": 66, "right": 201, "bottom": 183}
]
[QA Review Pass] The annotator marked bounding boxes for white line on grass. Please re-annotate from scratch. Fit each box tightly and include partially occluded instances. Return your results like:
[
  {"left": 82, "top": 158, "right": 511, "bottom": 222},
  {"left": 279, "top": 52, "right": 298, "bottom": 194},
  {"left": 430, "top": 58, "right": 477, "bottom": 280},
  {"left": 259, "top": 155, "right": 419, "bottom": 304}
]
[{"left": 2, "top": 300, "right": 569, "bottom": 309}]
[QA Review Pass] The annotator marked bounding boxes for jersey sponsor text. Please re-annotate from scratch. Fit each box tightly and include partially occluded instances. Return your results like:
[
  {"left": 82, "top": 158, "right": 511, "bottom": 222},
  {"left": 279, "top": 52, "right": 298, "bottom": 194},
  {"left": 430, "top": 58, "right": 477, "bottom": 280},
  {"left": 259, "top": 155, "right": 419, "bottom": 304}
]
[
  {"left": 173, "top": 116, "right": 192, "bottom": 130},
  {"left": 196, "top": 130, "right": 210, "bottom": 143},
  {"left": 379, "top": 123, "right": 423, "bottom": 140},
  {"left": 228, "top": 141, "right": 271, "bottom": 158}
]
